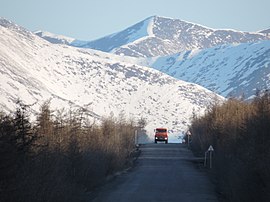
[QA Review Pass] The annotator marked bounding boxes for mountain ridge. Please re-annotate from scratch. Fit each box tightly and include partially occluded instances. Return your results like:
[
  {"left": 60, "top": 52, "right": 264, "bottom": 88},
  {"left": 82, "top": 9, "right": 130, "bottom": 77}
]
[
  {"left": 0, "top": 18, "right": 223, "bottom": 139},
  {"left": 35, "top": 16, "right": 270, "bottom": 58},
  {"left": 34, "top": 30, "right": 75, "bottom": 45},
  {"left": 143, "top": 40, "right": 270, "bottom": 99}
]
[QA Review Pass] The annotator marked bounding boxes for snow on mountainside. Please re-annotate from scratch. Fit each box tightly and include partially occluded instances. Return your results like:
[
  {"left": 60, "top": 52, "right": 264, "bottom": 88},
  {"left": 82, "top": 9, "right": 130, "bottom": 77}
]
[
  {"left": 68, "top": 16, "right": 269, "bottom": 57},
  {"left": 145, "top": 41, "right": 270, "bottom": 99},
  {"left": 259, "top": 28, "right": 270, "bottom": 36},
  {"left": 0, "top": 18, "right": 224, "bottom": 138},
  {"left": 35, "top": 30, "right": 75, "bottom": 45},
  {"left": 71, "top": 16, "right": 154, "bottom": 53}
]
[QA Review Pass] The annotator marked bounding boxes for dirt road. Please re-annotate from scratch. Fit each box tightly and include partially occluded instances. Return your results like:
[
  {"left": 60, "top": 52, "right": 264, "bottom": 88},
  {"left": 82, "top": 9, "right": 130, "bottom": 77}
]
[{"left": 92, "top": 143, "right": 218, "bottom": 202}]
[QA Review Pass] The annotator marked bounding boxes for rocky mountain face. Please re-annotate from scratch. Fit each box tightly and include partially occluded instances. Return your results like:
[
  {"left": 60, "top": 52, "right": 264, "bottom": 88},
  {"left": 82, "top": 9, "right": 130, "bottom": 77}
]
[
  {"left": 33, "top": 16, "right": 270, "bottom": 100},
  {"left": 143, "top": 41, "right": 270, "bottom": 99},
  {"left": 67, "top": 16, "right": 270, "bottom": 57},
  {"left": 0, "top": 18, "right": 224, "bottom": 139}
]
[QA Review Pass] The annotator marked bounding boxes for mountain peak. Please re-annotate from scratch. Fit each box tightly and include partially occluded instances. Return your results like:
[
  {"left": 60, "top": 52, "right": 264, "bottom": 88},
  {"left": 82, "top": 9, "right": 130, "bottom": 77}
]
[
  {"left": 148, "top": 15, "right": 179, "bottom": 21},
  {"left": 1, "top": 20, "right": 224, "bottom": 135},
  {"left": 36, "top": 16, "right": 270, "bottom": 58},
  {"left": 108, "top": 16, "right": 269, "bottom": 57}
]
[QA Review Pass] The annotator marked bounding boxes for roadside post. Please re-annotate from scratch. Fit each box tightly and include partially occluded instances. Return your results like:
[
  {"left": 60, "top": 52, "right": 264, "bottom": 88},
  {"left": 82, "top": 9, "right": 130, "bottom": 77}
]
[
  {"left": 204, "top": 145, "right": 214, "bottom": 168},
  {"left": 208, "top": 145, "right": 214, "bottom": 168},
  {"left": 134, "top": 129, "right": 138, "bottom": 146},
  {"left": 186, "top": 130, "right": 191, "bottom": 149}
]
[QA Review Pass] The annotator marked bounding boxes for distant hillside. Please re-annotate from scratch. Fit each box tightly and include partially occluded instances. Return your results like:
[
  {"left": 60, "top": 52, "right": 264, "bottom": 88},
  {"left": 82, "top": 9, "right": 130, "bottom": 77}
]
[
  {"left": 69, "top": 16, "right": 269, "bottom": 57},
  {"left": 35, "top": 30, "right": 75, "bottom": 45},
  {"left": 259, "top": 28, "right": 270, "bottom": 36},
  {"left": 145, "top": 41, "right": 270, "bottom": 99},
  {"left": 0, "top": 17, "right": 223, "bottom": 137}
]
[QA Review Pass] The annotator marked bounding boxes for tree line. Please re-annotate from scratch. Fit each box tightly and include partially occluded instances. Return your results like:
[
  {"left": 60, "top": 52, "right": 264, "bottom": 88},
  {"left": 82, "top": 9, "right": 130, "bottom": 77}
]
[
  {"left": 188, "top": 91, "right": 270, "bottom": 202},
  {"left": 0, "top": 100, "right": 143, "bottom": 201}
]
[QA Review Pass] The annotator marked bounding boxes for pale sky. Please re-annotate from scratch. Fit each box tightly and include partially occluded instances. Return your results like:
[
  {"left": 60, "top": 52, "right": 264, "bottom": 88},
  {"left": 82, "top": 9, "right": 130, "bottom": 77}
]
[{"left": 1, "top": 0, "right": 269, "bottom": 40}]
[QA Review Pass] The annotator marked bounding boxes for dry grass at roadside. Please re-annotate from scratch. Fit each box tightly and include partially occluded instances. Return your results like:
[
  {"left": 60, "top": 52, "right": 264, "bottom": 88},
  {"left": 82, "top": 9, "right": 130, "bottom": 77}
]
[
  {"left": 0, "top": 100, "right": 143, "bottom": 202},
  {"left": 187, "top": 91, "right": 270, "bottom": 202}
]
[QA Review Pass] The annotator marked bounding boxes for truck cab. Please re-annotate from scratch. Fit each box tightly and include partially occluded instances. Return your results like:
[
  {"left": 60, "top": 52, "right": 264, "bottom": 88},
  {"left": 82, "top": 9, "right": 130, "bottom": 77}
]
[{"left": 154, "top": 128, "right": 168, "bottom": 144}]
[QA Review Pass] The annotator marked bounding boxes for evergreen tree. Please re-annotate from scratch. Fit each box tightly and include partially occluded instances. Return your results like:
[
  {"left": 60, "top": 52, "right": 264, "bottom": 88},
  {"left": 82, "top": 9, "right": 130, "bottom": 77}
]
[{"left": 14, "top": 100, "right": 35, "bottom": 154}]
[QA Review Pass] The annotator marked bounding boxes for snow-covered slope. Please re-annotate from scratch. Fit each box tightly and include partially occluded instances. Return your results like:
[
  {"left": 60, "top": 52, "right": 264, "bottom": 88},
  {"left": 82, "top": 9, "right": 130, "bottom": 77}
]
[
  {"left": 35, "top": 30, "right": 75, "bottom": 45},
  {"left": 259, "top": 28, "right": 270, "bottom": 36},
  {"left": 0, "top": 18, "right": 224, "bottom": 139},
  {"left": 145, "top": 41, "right": 270, "bottom": 99},
  {"left": 69, "top": 16, "right": 269, "bottom": 57},
  {"left": 71, "top": 16, "right": 154, "bottom": 53}
]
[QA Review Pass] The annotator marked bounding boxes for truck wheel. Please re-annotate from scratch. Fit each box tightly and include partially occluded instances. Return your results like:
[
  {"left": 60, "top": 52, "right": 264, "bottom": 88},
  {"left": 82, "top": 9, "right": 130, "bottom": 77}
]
[
  {"left": 155, "top": 140, "right": 157, "bottom": 143},
  {"left": 165, "top": 140, "right": 168, "bottom": 144}
]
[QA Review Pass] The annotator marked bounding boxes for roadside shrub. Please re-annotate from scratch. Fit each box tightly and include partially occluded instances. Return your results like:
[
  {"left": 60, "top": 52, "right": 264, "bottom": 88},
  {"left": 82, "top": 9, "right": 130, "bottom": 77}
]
[
  {"left": 189, "top": 91, "right": 270, "bottom": 202},
  {"left": 0, "top": 101, "right": 139, "bottom": 201}
]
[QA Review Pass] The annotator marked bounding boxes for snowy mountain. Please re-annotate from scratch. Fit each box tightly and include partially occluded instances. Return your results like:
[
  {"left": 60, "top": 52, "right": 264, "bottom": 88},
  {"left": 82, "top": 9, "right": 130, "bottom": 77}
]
[
  {"left": 144, "top": 41, "right": 270, "bottom": 99},
  {"left": 69, "top": 16, "right": 269, "bottom": 57},
  {"left": 0, "top": 18, "right": 224, "bottom": 139},
  {"left": 259, "top": 28, "right": 270, "bottom": 36},
  {"left": 35, "top": 30, "right": 75, "bottom": 45}
]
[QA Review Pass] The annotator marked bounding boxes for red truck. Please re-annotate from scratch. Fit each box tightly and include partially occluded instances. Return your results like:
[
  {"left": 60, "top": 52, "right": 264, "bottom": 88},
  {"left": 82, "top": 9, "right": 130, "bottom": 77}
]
[{"left": 154, "top": 128, "right": 168, "bottom": 144}]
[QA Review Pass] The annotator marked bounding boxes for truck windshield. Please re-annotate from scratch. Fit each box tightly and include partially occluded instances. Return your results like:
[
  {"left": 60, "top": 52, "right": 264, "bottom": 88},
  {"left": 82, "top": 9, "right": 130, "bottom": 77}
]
[{"left": 156, "top": 129, "right": 167, "bottom": 133}]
